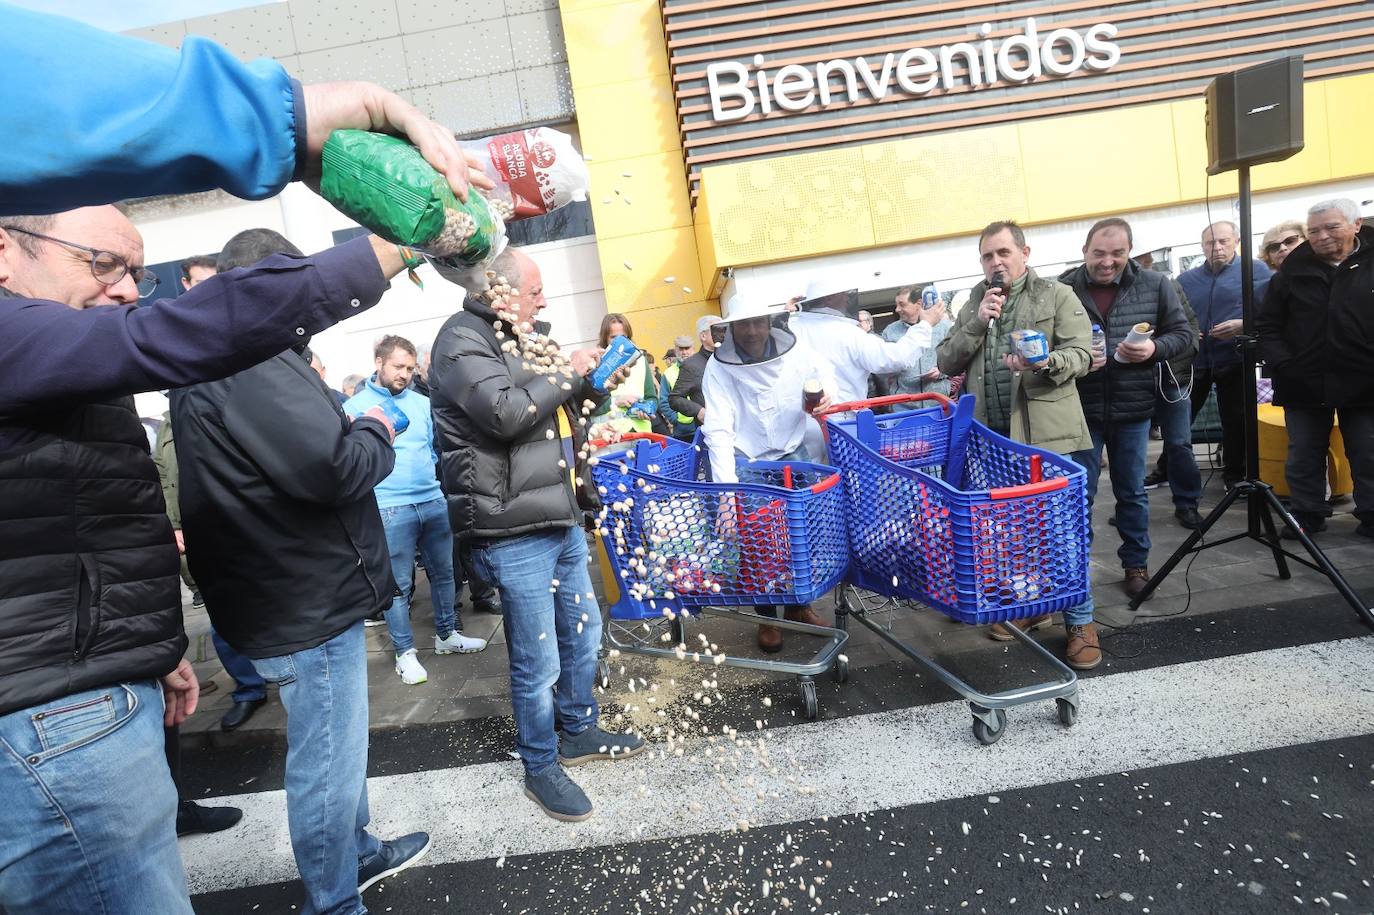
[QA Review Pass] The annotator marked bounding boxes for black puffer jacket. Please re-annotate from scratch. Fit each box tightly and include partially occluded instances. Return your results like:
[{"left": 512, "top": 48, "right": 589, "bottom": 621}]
[
  {"left": 171, "top": 349, "right": 396, "bottom": 659},
  {"left": 0, "top": 398, "right": 184, "bottom": 716},
  {"left": 1257, "top": 224, "right": 1374, "bottom": 408},
  {"left": 1059, "top": 260, "right": 1196, "bottom": 424},
  {"left": 429, "top": 297, "right": 606, "bottom": 539}
]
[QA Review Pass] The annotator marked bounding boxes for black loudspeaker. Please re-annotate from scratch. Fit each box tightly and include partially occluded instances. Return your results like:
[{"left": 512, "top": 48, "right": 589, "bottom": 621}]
[{"left": 1205, "top": 56, "right": 1305, "bottom": 176}]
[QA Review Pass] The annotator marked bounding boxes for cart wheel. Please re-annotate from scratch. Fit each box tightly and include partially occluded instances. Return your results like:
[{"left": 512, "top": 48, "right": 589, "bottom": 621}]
[
  {"left": 596, "top": 658, "right": 610, "bottom": 690},
  {"left": 1056, "top": 697, "right": 1078, "bottom": 727},
  {"left": 800, "top": 680, "right": 819, "bottom": 720},
  {"left": 971, "top": 708, "right": 1007, "bottom": 745},
  {"left": 831, "top": 654, "right": 849, "bottom": 684}
]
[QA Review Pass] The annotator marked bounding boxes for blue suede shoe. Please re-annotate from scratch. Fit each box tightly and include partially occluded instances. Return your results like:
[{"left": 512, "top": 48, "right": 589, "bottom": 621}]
[
  {"left": 558, "top": 725, "right": 647, "bottom": 766},
  {"left": 358, "top": 832, "right": 431, "bottom": 893},
  {"left": 524, "top": 766, "right": 593, "bottom": 822}
]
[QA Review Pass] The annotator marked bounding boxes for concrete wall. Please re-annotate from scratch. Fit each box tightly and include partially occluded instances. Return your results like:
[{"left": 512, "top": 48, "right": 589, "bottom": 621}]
[{"left": 124, "top": 0, "right": 572, "bottom": 136}]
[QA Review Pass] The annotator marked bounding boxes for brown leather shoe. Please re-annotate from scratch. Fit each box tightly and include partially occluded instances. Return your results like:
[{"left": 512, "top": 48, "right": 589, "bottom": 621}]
[
  {"left": 1123, "top": 567, "right": 1152, "bottom": 600},
  {"left": 783, "top": 605, "right": 827, "bottom": 628},
  {"left": 757, "top": 624, "right": 783, "bottom": 653},
  {"left": 987, "top": 613, "right": 1052, "bottom": 641},
  {"left": 1065, "top": 623, "right": 1101, "bottom": 670}
]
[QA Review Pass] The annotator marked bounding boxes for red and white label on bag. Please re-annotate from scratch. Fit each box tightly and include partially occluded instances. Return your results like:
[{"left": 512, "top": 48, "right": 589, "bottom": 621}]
[{"left": 466, "top": 128, "right": 589, "bottom": 221}]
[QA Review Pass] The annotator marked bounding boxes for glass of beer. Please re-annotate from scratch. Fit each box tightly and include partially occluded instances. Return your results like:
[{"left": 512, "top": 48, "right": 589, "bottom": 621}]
[{"left": 803, "top": 376, "right": 824, "bottom": 413}]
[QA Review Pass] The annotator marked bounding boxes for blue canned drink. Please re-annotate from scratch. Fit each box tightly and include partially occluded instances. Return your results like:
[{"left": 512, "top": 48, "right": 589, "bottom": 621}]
[
  {"left": 921, "top": 286, "right": 939, "bottom": 308},
  {"left": 1012, "top": 329, "right": 1049, "bottom": 363}
]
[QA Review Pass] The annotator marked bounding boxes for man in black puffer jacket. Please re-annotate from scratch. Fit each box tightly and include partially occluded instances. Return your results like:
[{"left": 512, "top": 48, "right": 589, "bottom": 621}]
[
  {"left": 430, "top": 246, "right": 646, "bottom": 825},
  {"left": 1059, "top": 218, "right": 1194, "bottom": 600}
]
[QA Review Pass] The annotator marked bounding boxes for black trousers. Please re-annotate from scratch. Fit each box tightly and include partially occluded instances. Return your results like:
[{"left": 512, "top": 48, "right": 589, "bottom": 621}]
[{"left": 1155, "top": 362, "right": 1246, "bottom": 483}]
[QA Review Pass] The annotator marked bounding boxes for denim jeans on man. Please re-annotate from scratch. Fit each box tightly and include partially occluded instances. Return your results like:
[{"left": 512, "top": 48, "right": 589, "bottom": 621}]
[
  {"left": 212, "top": 627, "right": 267, "bottom": 703},
  {"left": 1154, "top": 372, "right": 1203, "bottom": 511},
  {"left": 252, "top": 621, "right": 383, "bottom": 915},
  {"left": 1079, "top": 419, "right": 1152, "bottom": 571},
  {"left": 0, "top": 680, "right": 193, "bottom": 914},
  {"left": 381, "top": 496, "right": 459, "bottom": 652},
  {"left": 471, "top": 526, "right": 601, "bottom": 774}
]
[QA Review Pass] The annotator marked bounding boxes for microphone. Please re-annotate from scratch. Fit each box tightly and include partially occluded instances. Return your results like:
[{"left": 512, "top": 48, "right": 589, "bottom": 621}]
[{"left": 987, "top": 271, "right": 1007, "bottom": 329}]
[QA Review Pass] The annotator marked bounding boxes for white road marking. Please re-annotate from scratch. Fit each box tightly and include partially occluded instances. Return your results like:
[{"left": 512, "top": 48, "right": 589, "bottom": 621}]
[{"left": 184, "top": 636, "right": 1374, "bottom": 894}]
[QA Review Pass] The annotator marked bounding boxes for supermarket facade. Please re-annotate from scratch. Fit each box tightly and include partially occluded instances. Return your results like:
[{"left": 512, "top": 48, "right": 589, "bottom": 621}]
[
  {"left": 563, "top": 0, "right": 1374, "bottom": 355},
  {"left": 117, "top": 0, "right": 1374, "bottom": 370}
]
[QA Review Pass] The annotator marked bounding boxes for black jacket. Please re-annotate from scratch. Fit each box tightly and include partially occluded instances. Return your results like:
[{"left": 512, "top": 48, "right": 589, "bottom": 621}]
[
  {"left": 0, "top": 239, "right": 389, "bottom": 714},
  {"left": 429, "top": 297, "right": 605, "bottom": 540},
  {"left": 668, "top": 347, "right": 710, "bottom": 421},
  {"left": 1257, "top": 224, "right": 1374, "bottom": 409},
  {"left": 171, "top": 348, "right": 397, "bottom": 659},
  {"left": 1059, "top": 261, "right": 1196, "bottom": 424}
]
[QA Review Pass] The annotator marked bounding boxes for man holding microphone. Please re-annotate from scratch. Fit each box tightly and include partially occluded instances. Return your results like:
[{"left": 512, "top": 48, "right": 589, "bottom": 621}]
[{"left": 936, "top": 221, "right": 1101, "bottom": 669}]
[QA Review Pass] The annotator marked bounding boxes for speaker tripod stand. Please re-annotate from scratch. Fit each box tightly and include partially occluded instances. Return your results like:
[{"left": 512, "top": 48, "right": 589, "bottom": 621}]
[{"left": 1127, "top": 164, "right": 1374, "bottom": 629}]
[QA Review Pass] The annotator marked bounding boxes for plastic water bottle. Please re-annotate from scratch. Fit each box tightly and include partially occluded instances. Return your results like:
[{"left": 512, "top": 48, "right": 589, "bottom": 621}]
[{"left": 1091, "top": 324, "right": 1107, "bottom": 360}]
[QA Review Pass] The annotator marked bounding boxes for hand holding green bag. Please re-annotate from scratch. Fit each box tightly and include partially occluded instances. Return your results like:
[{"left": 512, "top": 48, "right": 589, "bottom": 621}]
[{"left": 319, "top": 129, "right": 507, "bottom": 269}]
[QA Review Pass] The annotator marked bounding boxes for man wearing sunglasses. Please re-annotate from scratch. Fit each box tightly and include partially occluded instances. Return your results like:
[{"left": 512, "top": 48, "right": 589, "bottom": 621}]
[{"left": 0, "top": 203, "right": 423, "bottom": 914}]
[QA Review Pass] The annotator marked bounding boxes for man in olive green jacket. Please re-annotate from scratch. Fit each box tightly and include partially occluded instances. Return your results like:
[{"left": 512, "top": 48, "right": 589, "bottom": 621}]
[{"left": 936, "top": 220, "right": 1101, "bottom": 670}]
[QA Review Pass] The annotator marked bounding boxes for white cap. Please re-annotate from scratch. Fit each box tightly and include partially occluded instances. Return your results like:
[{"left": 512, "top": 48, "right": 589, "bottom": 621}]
[
  {"left": 720, "top": 289, "right": 787, "bottom": 323},
  {"left": 801, "top": 274, "right": 856, "bottom": 304}
]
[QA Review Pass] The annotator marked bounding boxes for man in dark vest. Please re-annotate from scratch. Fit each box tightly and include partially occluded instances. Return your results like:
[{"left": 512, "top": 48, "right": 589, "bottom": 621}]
[{"left": 0, "top": 205, "right": 413, "bottom": 912}]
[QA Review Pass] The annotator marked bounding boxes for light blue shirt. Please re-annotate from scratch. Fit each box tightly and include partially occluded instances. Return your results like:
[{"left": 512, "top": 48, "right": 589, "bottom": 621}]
[
  {"left": 882, "top": 318, "right": 953, "bottom": 396},
  {"left": 343, "top": 377, "right": 443, "bottom": 508}
]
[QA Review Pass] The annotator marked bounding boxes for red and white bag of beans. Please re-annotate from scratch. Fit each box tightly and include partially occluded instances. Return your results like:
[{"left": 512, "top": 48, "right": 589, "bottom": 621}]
[{"left": 459, "top": 127, "right": 589, "bottom": 220}]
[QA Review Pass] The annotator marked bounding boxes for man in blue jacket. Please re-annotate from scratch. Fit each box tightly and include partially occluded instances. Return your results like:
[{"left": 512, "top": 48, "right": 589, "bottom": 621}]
[
  {"left": 1172, "top": 221, "right": 1272, "bottom": 487},
  {"left": 345, "top": 335, "right": 487, "bottom": 686}
]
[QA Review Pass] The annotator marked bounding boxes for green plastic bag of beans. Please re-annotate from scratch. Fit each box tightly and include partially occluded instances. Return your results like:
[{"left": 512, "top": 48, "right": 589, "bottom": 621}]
[{"left": 319, "top": 129, "right": 506, "bottom": 268}]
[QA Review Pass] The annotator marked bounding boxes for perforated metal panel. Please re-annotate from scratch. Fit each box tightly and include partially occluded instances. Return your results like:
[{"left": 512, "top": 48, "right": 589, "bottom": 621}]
[
  {"left": 710, "top": 146, "right": 875, "bottom": 265},
  {"left": 186, "top": 2, "right": 296, "bottom": 60}
]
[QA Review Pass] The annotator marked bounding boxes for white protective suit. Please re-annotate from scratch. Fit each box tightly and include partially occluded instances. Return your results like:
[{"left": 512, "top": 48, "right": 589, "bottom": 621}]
[
  {"left": 789, "top": 310, "right": 933, "bottom": 405},
  {"left": 700, "top": 319, "right": 835, "bottom": 485}
]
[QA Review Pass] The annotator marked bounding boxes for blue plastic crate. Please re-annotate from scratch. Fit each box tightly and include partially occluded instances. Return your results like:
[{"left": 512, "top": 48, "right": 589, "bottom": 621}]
[
  {"left": 826, "top": 399, "right": 1091, "bottom": 626},
  {"left": 590, "top": 437, "right": 848, "bottom": 621}
]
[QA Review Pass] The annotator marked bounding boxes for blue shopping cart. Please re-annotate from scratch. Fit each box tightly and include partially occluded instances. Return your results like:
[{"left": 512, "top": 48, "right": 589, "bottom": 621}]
[
  {"left": 589, "top": 433, "right": 849, "bottom": 719},
  {"left": 819, "top": 393, "right": 1086, "bottom": 744}
]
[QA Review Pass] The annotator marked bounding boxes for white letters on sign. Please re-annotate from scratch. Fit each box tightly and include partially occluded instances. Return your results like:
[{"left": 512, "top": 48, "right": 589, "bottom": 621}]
[{"left": 706, "top": 18, "right": 1122, "bottom": 123}]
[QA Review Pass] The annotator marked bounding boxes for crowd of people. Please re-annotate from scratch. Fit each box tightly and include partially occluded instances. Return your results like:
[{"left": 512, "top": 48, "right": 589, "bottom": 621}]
[{"left": 1, "top": 5, "right": 1371, "bottom": 915}]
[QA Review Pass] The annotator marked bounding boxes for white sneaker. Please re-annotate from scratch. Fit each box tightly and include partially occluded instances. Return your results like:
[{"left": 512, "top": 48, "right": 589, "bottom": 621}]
[
  {"left": 434, "top": 631, "right": 487, "bottom": 654},
  {"left": 394, "top": 649, "right": 428, "bottom": 685}
]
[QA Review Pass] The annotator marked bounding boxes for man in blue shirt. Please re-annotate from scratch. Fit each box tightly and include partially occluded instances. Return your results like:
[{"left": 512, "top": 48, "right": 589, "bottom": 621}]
[
  {"left": 1172, "top": 221, "right": 1272, "bottom": 487},
  {"left": 346, "top": 336, "right": 487, "bottom": 685}
]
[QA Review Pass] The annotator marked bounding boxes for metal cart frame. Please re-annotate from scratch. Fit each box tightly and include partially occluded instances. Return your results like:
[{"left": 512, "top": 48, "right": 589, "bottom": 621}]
[
  {"left": 590, "top": 434, "right": 849, "bottom": 719},
  {"left": 819, "top": 393, "right": 1081, "bottom": 744}
]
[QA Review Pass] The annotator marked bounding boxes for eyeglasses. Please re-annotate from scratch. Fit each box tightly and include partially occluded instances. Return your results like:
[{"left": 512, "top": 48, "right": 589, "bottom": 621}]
[
  {"left": 2, "top": 226, "right": 160, "bottom": 297},
  {"left": 1264, "top": 234, "right": 1302, "bottom": 255}
]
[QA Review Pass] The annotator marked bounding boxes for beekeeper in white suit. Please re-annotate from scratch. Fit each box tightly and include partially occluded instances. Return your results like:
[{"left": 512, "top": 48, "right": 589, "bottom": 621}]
[
  {"left": 700, "top": 290, "right": 835, "bottom": 653},
  {"left": 787, "top": 276, "right": 945, "bottom": 404}
]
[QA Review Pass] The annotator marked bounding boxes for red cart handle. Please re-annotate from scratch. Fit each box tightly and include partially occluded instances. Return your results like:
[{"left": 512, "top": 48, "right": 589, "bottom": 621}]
[
  {"left": 587, "top": 432, "right": 670, "bottom": 450},
  {"left": 815, "top": 392, "right": 954, "bottom": 421},
  {"left": 989, "top": 477, "right": 1068, "bottom": 499}
]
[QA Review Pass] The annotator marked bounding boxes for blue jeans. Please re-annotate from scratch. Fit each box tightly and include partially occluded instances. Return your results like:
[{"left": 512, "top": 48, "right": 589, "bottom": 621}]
[
  {"left": 1155, "top": 373, "right": 1203, "bottom": 511},
  {"left": 1080, "top": 419, "right": 1152, "bottom": 570},
  {"left": 381, "top": 497, "right": 458, "bottom": 653},
  {"left": 212, "top": 627, "right": 266, "bottom": 702},
  {"left": 471, "top": 526, "right": 602, "bottom": 776},
  {"left": 0, "top": 680, "right": 192, "bottom": 914},
  {"left": 252, "top": 622, "right": 382, "bottom": 915}
]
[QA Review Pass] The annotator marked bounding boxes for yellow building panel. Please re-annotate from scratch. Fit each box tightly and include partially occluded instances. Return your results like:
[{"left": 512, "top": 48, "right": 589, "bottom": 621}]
[
  {"left": 694, "top": 214, "right": 719, "bottom": 297},
  {"left": 620, "top": 299, "right": 719, "bottom": 366},
  {"left": 700, "top": 147, "right": 875, "bottom": 267},
  {"left": 596, "top": 227, "right": 703, "bottom": 317},
  {"left": 562, "top": 0, "right": 668, "bottom": 91},
  {"left": 1172, "top": 98, "right": 1239, "bottom": 201},
  {"left": 862, "top": 126, "right": 1030, "bottom": 246},
  {"left": 574, "top": 74, "right": 681, "bottom": 162},
  {"left": 1324, "top": 73, "right": 1374, "bottom": 181},
  {"left": 586, "top": 150, "right": 693, "bottom": 240},
  {"left": 1018, "top": 105, "right": 1182, "bottom": 224},
  {"left": 1252, "top": 83, "right": 1332, "bottom": 193}
]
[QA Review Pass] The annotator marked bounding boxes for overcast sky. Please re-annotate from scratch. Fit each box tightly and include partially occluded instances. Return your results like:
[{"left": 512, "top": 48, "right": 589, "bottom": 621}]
[{"left": 9, "top": 0, "right": 279, "bottom": 31}]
